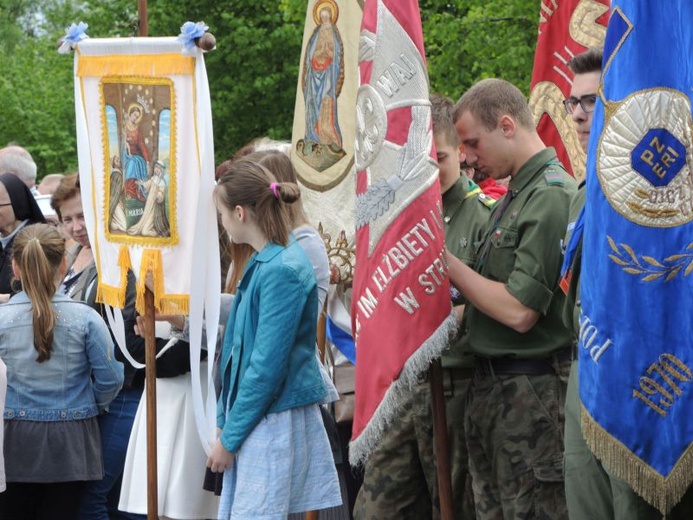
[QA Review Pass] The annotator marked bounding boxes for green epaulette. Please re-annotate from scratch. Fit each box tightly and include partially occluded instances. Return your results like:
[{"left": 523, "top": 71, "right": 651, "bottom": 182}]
[
  {"left": 544, "top": 166, "right": 565, "bottom": 186},
  {"left": 476, "top": 191, "right": 496, "bottom": 208},
  {"left": 465, "top": 184, "right": 496, "bottom": 209}
]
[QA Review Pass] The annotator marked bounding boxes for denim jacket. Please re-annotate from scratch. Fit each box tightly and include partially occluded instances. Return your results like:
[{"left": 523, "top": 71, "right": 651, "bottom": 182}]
[
  {"left": 0, "top": 292, "right": 124, "bottom": 421},
  {"left": 217, "top": 240, "right": 327, "bottom": 453}
]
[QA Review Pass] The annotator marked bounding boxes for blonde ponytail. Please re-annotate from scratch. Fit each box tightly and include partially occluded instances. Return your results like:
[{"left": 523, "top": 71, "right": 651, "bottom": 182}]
[{"left": 13, "top": 224, "right": 66, "bottom": 362}]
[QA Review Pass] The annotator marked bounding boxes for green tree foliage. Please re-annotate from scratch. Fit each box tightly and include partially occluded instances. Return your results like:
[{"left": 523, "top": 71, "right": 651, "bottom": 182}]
[
  {"left": 0, "top": 0, "right": 540, "bottom": 178},
  {"left": 423, "top": 0, "right": 540, "bottom": 99},
  {"left": 151, "top": 3, "right": 305, "bottom": 161},
  {"left": 0, "top": 0, "right": 94, "bottom": 175}
]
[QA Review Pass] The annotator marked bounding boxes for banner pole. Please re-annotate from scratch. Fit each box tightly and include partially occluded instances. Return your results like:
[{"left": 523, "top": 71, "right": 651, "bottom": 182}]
[
  {"left": 136, "top": 4, "right": 158, "bottom": 520},
  {"left": 144, "top": 286, "right": 158, "bottom": 520},
  {"left": 138, "top": 0, "right": 149, "bottom": 39},
  {"left": 306, "top": 300, "right": 329, "bottom": 520},
  {"left": 430, "top": 359, "right": 454, "bottom": 520}
]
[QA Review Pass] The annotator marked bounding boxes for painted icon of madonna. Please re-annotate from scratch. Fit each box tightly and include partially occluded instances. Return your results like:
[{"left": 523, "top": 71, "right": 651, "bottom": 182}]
[{"left": 102, "top": 78, "right": 177, "bottom": 245}]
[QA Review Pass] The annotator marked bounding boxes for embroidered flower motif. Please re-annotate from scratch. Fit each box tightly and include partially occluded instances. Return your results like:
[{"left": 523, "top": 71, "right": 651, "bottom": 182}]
[
  {"left": 177, "top": 21, "right": 209, "bottom": 51},
  {"left": 58, "top": 22, "right": 89, "bottom": 54}
]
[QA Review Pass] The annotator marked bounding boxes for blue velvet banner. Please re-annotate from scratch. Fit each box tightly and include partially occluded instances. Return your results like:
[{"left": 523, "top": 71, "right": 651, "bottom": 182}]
[{"left": 578, "top": 2, "right": 693, "bottom": 513}]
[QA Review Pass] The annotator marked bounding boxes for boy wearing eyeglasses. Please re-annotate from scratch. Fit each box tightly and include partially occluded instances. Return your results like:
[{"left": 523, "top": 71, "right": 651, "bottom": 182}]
[
  {"left": 563, "top": 50, "right": 601, "bottom": 156},
  {"left": 561, "top": 47, "right": 604, "bottom": 520}
]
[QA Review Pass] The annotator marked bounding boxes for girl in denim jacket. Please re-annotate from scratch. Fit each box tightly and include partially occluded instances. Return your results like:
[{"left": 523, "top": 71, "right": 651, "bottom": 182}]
[
  {"left": 208, "top": 159, "right": 341, "bottom": 519},
  {"left": 0, "top": 224, "right": 124, "bottom": 518}
]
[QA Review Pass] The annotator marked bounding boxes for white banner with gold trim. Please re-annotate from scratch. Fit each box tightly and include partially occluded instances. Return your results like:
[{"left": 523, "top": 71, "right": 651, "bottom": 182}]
[{"left": 73, "top": 37, "right": 219, "bottom": 453}]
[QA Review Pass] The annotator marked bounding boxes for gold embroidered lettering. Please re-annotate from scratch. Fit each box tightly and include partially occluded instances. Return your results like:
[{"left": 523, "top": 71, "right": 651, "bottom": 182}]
[
  {"left": 641, "top": 149, "right": 655, "bottom": 167},
  {"left": 660, "top": 352, "right": 693, "bottom": 381},
  {"left": 661, "top": 151, "right": 677, "bottom": 168},
  {"left": 652, "top": 163, "right": 666, "bottom": 179},
  {"left": 639, "top": 376, "right": 674, "bottom": 407},
  {"left": 633, "top": 353, "right": 691, "bottom": 418},
  {"left": 633, "top": 389, "right": 668, "bottom": 417},
  {"left": 649, "top": 136, "right": 665, "bottom": 154}
]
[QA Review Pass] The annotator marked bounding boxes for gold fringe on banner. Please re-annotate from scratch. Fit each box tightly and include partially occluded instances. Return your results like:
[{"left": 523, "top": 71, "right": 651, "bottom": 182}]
[
  {"left": 77, "top": 54, "right": 195, "bottom": 78},
  {"left": 98, "top": 284, "right": 127, "bottom": 309},
  {"left": 582, "top": 405, "right": 693, "bottom": 515},
  {"left": 135, "top": 249, "right": 189, "bottom": 316},
  {"left": 96, "top": 245, "right": 131, "bottom": 309}
]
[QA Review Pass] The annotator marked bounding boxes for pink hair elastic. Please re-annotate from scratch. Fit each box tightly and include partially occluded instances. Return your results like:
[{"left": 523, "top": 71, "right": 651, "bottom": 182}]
[{"left": 269, "top": 182, "right": 279, "bottom": 199}]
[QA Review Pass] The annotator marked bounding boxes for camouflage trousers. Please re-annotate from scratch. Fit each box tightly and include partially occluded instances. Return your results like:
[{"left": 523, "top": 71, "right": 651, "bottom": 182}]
[
  {"left": 465, "top": 358, "right": 570, "bottom": 520},
  {"left": 565, "top": 362, "right": 693, "bottom": 520},
  {"left": 354, "top": 369, "right": 475, "bottom": 520}
]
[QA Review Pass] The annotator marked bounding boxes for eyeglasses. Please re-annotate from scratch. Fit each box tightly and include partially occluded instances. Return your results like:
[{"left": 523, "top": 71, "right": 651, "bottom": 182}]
[
  {"left": 0, "top": 203, "right": 12, "bottom": 207},
  {"left": 563, "top": 94, "right": 598, "bottom": 114}
]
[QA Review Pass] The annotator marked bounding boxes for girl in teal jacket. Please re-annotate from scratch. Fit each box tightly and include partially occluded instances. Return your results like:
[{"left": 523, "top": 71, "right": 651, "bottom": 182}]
[{"left": 208, "top": 159, "right": 341, "bottom": 519}]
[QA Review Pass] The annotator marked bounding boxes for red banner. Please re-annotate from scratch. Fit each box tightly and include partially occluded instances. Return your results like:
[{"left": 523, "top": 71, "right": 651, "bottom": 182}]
[
  {"left": 350, "top": 0, "right": 455, "bottom": 464},
  {"left": 529, "top": 0, "right": 609, "bottom": 180}
]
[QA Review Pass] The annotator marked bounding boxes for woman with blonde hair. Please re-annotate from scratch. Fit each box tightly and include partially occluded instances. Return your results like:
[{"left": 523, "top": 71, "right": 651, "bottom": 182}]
[{"left": 0, "top": 224, "right": 123, "bottom": 518}]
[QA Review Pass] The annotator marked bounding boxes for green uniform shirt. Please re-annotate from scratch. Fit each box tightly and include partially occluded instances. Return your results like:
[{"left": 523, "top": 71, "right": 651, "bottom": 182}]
[
  {"left": 462, "top": 147, "right": 577, "bottom": 359},
  {"left": 441, "top": 176, "right": 493, "bottom": 369},
  {"left": 561, "top": 182, "right": 586, "bottom": 337}
]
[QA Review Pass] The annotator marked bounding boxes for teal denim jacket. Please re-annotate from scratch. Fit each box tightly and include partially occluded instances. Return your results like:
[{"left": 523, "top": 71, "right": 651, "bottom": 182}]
[{"left": 217, "top": 240, "right": 327, "bottom": 453}]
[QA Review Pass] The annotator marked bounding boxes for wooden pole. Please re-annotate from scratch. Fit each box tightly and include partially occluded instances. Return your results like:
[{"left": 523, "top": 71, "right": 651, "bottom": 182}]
[
  {"left": 137, "top": 5, "right": 158, "bottom": 520},
  {"left": 144, "top": 286, "right": 158, "bottom": 520},
  {"left": 430, "top": 359, "right": 454, "bottom": 520},
  {"left": 305, "top": 300, "right": 329, "bottom": 520},
  {"left": 317, "top": 298, "right": 328, "bottom": 363},
  {"left": 138, "top": 0, "right": 149, "bottom": 38}
]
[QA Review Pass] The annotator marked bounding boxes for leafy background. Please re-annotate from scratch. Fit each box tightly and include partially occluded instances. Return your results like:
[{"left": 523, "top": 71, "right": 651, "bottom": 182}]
[{"left": 0, "top": 0, "right": 540, "bottom": 177}]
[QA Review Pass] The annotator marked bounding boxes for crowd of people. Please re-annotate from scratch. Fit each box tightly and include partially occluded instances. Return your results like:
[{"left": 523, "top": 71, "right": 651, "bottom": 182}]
[
  {"left": 0, "top": 139, "right": 348, "bottom": 520},
  {"left": 0, "top": 45, "right": 691, "bottom": 520}
]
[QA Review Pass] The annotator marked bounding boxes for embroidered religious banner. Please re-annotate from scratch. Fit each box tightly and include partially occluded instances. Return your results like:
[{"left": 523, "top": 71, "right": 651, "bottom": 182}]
[
  {"left": 350, "top": 0, "right": 456, "bottom": 464},
  {"left": 579, "top": 3, "right": 693, "bottom": 513},
  {"left": 73, "top": 37, "right": 218, "bottom": 315},
  {"left": 528, "top": 0, "right": 609, "bottom": 180},
  {"left": 291, "top": 0, "right": 362, "bottom": 287},
  {"left": 72, "top": 36, "right": 220, "bottom": 453}
]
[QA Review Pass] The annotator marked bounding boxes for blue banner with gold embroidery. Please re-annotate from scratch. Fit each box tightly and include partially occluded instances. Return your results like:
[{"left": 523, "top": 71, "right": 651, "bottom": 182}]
[{"left": 579, "top": 2, "right": 693, "bottom": 513}]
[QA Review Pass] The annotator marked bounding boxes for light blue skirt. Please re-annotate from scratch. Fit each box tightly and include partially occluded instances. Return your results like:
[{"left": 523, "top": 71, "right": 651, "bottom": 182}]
[{"left": 218, "top": 404, "right": 342, "bottom": 520}]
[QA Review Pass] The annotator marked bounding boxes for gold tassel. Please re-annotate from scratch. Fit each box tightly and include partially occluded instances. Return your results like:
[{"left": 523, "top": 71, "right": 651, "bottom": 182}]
[
  {"left": 135, "top": 249, "right": 189, "bottom": 316},
  {"left": 97, "top": 284, "right": 126, "bottom": 309},
  {"left": 156, "top": 296, "right": 190, "bottom": 316},
  {"left": 117, "top": 246, "right": 131, "bottom": 270},
  {"left": 96, "top": 246, "right": 131, "bottom": 309},
  {"left": 582, "top": 405, "right": 693, "bottom": 515}
]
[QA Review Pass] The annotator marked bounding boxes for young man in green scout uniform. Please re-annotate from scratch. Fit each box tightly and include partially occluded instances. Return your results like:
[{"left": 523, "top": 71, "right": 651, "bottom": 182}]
[
  {"left": 446, "top": 78, "right": 576, "bottom": 519},
  {"left": 561, "top": 48, "right": 693, "bottom": 520},
  {"left": 354, "top": 94, "right": 492, "bottom": 520}
]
